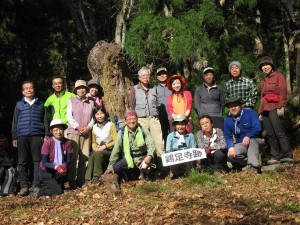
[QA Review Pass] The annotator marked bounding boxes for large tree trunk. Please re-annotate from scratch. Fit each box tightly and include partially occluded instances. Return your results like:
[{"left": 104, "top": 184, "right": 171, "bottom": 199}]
[
  {"left": 115, "top": 0, "right": 136, "bottom": 48},
  {"left": 87, "top": 41, "right": 133, "bottom": 120},
  {"left": 283, "top": 33, "right": 292, "bottom": 95}
]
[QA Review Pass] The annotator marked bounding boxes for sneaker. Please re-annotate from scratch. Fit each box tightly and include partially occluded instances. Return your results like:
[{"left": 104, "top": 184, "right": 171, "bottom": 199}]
[
  {"left": 267, "top": 159, "right": 280, "bottom": 165},
  {"left": 19, "top": 187, "right": 29, "bottom": 196},
  {"left": 280, "top": 158, "right": 294, "bottom": 164}
]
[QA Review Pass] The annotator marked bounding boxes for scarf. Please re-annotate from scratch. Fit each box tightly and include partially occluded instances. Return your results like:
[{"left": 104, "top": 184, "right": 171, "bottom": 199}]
[
  {"left": 233, "top": 110, "right": 243, "bottom": 135},
  {"left": 53, "top": 137, "right": 63, "bottom": 166},
  {"left": 123, "top": 126, "right": 145, "bottom": 168},
  {"left": 176, "top": 131, "right": 186, "bottom": 149}
]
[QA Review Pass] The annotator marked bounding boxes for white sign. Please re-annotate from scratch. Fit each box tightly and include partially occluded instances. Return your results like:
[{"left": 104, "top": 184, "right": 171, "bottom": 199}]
[{"left": 162, "top": 148, "right": 207, "bottom": 166}]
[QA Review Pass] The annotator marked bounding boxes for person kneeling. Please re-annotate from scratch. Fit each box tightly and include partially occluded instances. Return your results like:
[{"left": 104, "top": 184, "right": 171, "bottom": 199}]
[
  {"left": 224, "top": 97, "right": 262, "bottom": 174},
  {"left": 166, "top": 114, "right": 196, "bottom": 179},
  {"left": 32, "top": 119, "right": 73, "bottom": 198},
  {"left": 103, "top": 110, "right": 156, "bottom": 194}
]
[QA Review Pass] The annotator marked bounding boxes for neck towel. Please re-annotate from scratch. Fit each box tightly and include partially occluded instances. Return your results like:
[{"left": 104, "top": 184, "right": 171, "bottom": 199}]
[
  {"left": 123, "top": 126, "right": 145, "bottom": 168},
  {"left": 53, "top": 137, "right": 63, "bottom": 166}
]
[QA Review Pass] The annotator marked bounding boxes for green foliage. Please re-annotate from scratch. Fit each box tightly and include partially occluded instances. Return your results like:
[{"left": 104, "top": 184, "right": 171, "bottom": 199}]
[{"left": 133, "top": 183, "right": 169, "bottom": 194}]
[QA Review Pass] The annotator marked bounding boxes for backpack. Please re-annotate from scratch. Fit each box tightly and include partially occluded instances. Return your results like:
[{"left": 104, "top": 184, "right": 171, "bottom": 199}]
[{"left": 0, "top": 166, "right": 17, "bottom": 196}]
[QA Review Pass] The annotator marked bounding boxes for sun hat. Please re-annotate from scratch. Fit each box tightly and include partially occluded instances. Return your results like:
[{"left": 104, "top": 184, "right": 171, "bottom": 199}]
[
  {"left": 87, "top": 79, "right": 101, "bottom": 88},
  {"left": 258, "top": 56, "right": 275, "bottom": 71},
  {"left": 172, "top": 114, "right": 188, "bottom": 126},
  {"left": 73, "top": 80, "right": 89, "bottom": 94},
  {"left": 167, "top": 74, "right": 186, "bottom": 91},
  {"left": 49, "top": 118, "right": 68, "bottom": 130},
  {"left": 225, "top": 96, "right": 243, "bottom": 107}
]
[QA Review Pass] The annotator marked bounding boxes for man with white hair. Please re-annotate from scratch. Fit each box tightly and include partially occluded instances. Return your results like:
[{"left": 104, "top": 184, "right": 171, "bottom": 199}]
[{"left": 129, "top": 67, "right": 165, "bottom": 176}]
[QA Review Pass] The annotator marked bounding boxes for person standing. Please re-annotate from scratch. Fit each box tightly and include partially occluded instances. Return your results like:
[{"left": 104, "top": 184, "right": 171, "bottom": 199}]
[
  {"left": 258, "top": 56, "right": 293, "bottom": 165},
  {"left": 225, "top": 61, "right": 258, "bottom": 109},
  {"left": 156, "top": 67, "right": 172, "bottom": 144},
  {"left": 167, "top": 74, "right": 193, "bottom": 132},
  {"left": 194, "top": 67, "right": 225, "bottom": 130},
  {"left": 11, "top": 81, "right": 49, "bottom": 196},
  {"left": 129, "top": 67, "right": 164, "bottom": 173},
  {"left": 44, "top": 76, "right": 75, "bottom": 125},
  {"left": 87, "top": 79, "right": 103, "bottom": 106},
  {"left": 66, "top": 80, "right": 94, "bottom": 189}
]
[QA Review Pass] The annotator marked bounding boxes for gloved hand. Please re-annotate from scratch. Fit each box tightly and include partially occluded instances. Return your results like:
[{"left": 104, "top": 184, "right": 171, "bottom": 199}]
[
  {"left": 205, "top": 146, "right": 211, "bottom": 155},
  {"left": 60, "top": 164, "right": 67, "bottom": 173},
  {"left": 56, "top": 164, "right": 67, "bottom": 176},
  {"left": 277, "top": 107, "right": 285, "bottom": 117}
]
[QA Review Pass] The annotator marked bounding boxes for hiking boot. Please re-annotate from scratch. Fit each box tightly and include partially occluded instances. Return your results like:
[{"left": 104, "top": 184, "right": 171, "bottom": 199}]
[
  {"left": 19, "top": 187, "right": 29, "bottom": 196},
  {"left": 31, "top": 187, "right": 40, "bottom": 198},
  {"left": 280, "top": 158, "right": 294, "bottom": 164},
  {"left": 267, "top": 159, "right": 280, "bottom": 165},
  {"left": 91, "top": 176, "right": 101, "bottom": 185}
]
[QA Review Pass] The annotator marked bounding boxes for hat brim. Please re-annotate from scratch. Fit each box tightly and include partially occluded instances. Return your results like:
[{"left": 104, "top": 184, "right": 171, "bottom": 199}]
[
  {"left": 73, "top": 85, "right": 89, "bottom": 94},
  {"left": 172, "top": 119, "right": 188, "bottom": 126},
  {"left": 50, "top": 123, "right": 68, "bottom": 130},
  {"left": 167, "top": 75, "right": 186, "bottom": 91},
  {"left": 259, "top": 61, "right": 275, "bottom": 71},
  {"left": 225, "top": 100, "right": 242, "bottom": 107}
]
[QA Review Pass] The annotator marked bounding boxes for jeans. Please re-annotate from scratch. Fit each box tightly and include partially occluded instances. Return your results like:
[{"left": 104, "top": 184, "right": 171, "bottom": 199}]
[{"left": 262, "top": 109, "right": 292, "bottom": 159}]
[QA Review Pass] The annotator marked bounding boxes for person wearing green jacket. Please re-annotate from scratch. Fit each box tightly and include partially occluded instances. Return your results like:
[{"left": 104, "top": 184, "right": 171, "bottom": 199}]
[
  {"left": 105, "top": 110, "right": 156, "bottom": 181},
  {"left": 44, "top": 76, "right": 75, "bottom": 125}
]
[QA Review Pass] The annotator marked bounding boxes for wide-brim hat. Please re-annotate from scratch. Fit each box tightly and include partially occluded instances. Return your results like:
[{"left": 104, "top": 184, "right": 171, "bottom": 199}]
[
  {"left": 88, "top": 79, "right": 101, "bottom": 89},
  {"left": 49, "top": 118, "right": 68, "bottom": 130},
  {"left": 172, "top": 114, "right": 188, "bottom": 126},
  {"left": 167, "top": 74, "right": 186, "bottom": 91},
  {"left": 258, "top": 56, "right": 275, "bottom": 71},
  {"left": 73, "top": 80, "right": 89, "bottom": 93},
  {"left": 225, "top": 96, "right": 243, "bottom": 107}
]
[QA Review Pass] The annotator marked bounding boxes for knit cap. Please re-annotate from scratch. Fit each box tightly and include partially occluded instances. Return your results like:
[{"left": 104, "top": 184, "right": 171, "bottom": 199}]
[{"left": 228, "top": 61, "right": 242, "bottom": 72}]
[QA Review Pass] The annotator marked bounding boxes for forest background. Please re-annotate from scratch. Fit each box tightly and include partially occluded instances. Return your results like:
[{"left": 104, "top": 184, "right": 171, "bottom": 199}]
[{"left": 0, "top": 0, "right": 300, "bottom": 149}]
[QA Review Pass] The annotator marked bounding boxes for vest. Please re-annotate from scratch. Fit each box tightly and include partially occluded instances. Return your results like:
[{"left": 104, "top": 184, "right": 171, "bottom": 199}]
[{"left": 134, "top": 85, "right": 158, "bottom": 117}]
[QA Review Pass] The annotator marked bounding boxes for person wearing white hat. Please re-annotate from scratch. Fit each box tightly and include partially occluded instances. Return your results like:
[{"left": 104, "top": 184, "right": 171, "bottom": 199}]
[
  {"left": 166, "top": 114, "right": 196, "bottom": 179},
  {"left": 32, "top": 119, "right": 73, "bottom": 198},
  {"left": 66, "top": 80, "right": 95, "bottom": 189}
]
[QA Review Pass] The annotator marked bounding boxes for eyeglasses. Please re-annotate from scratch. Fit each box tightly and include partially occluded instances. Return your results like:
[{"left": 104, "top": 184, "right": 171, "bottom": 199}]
[{"left": 52, "top": 128, "right": 64, "bottom": 132}]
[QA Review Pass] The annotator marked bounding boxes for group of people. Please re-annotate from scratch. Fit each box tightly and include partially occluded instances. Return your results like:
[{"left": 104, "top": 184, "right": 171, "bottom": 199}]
[{"left": 11, "top": 56, "right": 294, "bottom": 198}]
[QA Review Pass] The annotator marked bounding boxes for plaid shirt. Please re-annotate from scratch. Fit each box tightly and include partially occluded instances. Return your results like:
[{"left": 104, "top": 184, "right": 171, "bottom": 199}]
[{"left": 225, "top": 76, "right": 258, "bottom": 108}]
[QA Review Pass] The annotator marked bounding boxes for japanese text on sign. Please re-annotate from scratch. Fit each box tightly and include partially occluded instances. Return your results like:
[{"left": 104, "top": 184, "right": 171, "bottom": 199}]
[{"left": 162, "top": 148, "right": 207, "bottom": 166}]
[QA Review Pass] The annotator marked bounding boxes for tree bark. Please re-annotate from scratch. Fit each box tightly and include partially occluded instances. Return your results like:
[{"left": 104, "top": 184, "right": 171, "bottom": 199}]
[
  {"left": 115, "top": 0, "right": 136, "bottom": 48},
  {"left": 283, "top": 33, "right": 292, "bottom": 95},
  {"left": 87, "top": 41, "right": 133, "bottom": 120}
]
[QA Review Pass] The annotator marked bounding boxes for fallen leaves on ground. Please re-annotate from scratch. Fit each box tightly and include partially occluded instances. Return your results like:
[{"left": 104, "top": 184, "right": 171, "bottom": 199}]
[{"left": 1, "top": 150, "right": 300, "bottom": 224}]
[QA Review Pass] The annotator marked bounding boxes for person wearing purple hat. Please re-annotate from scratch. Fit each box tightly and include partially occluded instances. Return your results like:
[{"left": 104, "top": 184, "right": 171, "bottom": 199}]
[
  {"left": 225, "top": 61, "right": 258, "bottom": 109},
  {"left": 258, "top": 56, "right": 293, "bottom": 165},
  {"left": 66, "top": 80, "right": 95, "bottom": 189},
  {"left": 194, "top": 67, "right": 225, "bottom": 130}
]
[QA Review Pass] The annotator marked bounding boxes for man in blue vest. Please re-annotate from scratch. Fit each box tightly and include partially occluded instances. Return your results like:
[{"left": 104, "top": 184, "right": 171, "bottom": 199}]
[{"left": 11, "top": 81, "right": 49, "bottom": 196}]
